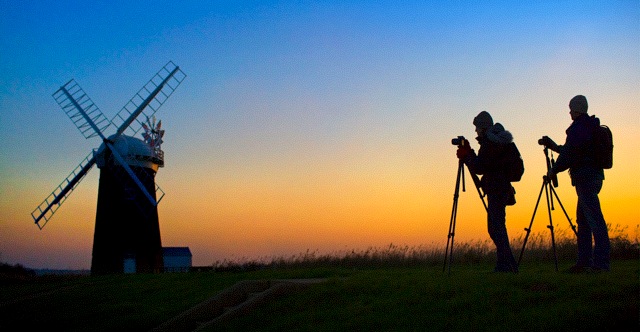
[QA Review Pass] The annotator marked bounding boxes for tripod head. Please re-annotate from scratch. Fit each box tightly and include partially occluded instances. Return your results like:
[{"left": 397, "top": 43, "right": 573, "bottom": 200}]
[{"left": 543, "top": 147, "right": 559, "bottom": 187}]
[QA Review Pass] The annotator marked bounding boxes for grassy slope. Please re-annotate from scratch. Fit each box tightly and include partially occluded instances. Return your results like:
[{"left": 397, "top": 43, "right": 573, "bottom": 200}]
[
  {"left": 1, "top": 260, "right": 637, "bottom": 332},
  {"left": 211, "top": 261, "right": 639, "bottom": 332}
]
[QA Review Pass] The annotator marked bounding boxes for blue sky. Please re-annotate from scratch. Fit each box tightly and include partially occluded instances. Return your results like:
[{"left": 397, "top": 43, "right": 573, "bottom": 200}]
[{"left": 1, "top": 1, "right": 638, "bottom": 269}]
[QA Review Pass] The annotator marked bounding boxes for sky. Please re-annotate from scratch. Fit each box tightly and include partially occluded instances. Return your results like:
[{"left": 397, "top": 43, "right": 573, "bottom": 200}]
[{"left": 1, "top": 1, "right": 638, "bottom": 270}]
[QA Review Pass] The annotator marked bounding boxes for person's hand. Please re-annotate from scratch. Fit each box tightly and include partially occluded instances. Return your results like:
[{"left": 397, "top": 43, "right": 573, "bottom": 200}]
[
  {"left": 538, "top": 136, "right": 548, "bottom": 146},
  {"left": 456, "top": 142, "right": 473, "bottom": 159},
  {"left": 541, "top": 136, "right": 558, "bottom": 151}
]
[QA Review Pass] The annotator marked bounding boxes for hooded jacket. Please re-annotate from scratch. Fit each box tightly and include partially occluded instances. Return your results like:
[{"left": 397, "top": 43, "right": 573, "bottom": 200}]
[{"left": 463, "top": 123, "right": 514, "bottom": 195}]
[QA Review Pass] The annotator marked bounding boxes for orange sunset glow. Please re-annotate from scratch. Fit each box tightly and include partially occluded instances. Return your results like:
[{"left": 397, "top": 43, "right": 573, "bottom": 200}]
[{"left": 1, "top": 2, "right": 638, "bottom": 270}]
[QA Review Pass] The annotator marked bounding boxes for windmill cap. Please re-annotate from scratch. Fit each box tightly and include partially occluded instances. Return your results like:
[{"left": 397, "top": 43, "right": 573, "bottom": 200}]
[{"left": 96, "top": 135, "right": 161, "bottom": 171}]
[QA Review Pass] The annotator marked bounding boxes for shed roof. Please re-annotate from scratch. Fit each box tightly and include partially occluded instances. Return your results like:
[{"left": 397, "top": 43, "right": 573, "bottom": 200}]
[{"left": 162, "top": 247, "right": 192, "bottom": 257}]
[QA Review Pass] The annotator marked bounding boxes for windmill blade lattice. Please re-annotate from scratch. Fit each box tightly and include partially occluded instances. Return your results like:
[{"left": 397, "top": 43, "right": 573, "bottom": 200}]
[
  {"left": 31, "top": 150, "right": 97, "bottom": 228},
  {"left": 111, "top": 61, "right": 186, "bottom": 137},
  {"left": 53, "top": 80, "right": 111, "bottom": 139},
  {"left": 155, "top": 183, "right": 165, "bottom": 204}
]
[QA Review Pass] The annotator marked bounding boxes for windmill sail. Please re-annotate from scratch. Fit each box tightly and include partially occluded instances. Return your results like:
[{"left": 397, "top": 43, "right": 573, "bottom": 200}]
[
  {"left": 53, "top": 80, "right": 111, "bottom": 139},
  {"left": 155, "top": 183, "right": 165, "bottom": 204},
  {"left": 31, "top": 151, "right": 97, "bottom": 229},
  {"left": 111, "top": 61, "right": 186, "bottom": 137}
]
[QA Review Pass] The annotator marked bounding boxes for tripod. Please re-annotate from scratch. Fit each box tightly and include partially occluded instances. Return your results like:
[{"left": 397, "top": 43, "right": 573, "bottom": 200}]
[
  {"left": 443, "top": 160, "right": 487, "bottom": 274},
  {"left": 517, "top": 147, "right": 577, "bottom": 271}
]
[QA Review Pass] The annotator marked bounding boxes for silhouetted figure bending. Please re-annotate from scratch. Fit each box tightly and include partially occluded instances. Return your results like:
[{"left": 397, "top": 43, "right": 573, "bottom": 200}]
[{"left": 457, "top": 111, "right": 519, "bottom": 273}]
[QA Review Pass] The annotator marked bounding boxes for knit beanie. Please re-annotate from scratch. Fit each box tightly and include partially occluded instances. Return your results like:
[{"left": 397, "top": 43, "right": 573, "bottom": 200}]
[
  {"left": 569, "top": 95, "right": 588, "bottom": 114},
  {"left": 473, "top": 111, "right": 493, "bottom": 130}
]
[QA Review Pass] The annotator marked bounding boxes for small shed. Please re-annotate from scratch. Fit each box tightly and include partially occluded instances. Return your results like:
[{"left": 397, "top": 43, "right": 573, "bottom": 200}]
[{"left": 162, "top": 247, "right": 192, "bottom": 272}]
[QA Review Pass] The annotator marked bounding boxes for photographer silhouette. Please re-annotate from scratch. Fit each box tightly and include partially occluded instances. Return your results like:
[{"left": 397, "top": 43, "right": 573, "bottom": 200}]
[
  {"left": 456, "top": 111, "right": 519, "bottom": 273},
  {"left": 542, "top": 95, "right": 611, "bottom": 273}
]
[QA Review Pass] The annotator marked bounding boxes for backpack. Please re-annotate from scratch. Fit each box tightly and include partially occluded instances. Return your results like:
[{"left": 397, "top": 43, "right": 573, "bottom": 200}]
[
  {"left": 504, "top": 142, "right": 525, "bottom": 182},
  {"left": 592, "top": 120, "right": 613, "bottom": 169}
]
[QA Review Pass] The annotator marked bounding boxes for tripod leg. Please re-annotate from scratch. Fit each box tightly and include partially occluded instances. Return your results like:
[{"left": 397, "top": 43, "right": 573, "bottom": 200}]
[
  {"left": 544, "top": 182, "right": 559, "bottom": 271},
  {"left": 518, "top": 179, "right": 546, "bottom": 266},
  {"left": 467, "top": 166, "right": 488, "bottom": 212},
  {"left": 549, "top": 185, "right": 578, "bottom": 236},
  {"left": 446, "top": 198, "right": 459, "bottom": 275},
  {"left": 443, "top": 162, "right": 463, "bottom": 273},
  {"left": 443, "top": 196, "right": 458, "bottom": 273}
]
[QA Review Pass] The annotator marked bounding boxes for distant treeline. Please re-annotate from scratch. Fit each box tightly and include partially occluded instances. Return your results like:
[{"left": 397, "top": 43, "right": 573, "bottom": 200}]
[{"left": 0, "top": 262, "right": 36, "bottom": 281}]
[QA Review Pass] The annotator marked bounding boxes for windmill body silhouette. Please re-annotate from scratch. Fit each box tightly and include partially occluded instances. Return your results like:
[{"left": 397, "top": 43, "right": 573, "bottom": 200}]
[{"left": 31, "top": 62, "right": 186, "bottom": 274}]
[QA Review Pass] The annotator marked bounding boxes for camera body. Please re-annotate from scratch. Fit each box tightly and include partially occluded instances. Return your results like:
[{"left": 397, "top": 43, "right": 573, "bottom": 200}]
[
  {"left": 538, "top": 135, "right": 556, "bottom": 148},
  {"left": 538, "top": 136, "right": 547, "bottom": 146},
  {"left": 451, "top": 136, "right": 466, "bottom": 147}
]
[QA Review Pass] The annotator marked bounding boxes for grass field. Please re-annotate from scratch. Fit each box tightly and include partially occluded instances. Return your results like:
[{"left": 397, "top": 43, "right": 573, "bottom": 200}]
[
  {"left": 0, "top": 260, "right": 637, "bottom": 331},
  {"left": 1, "top": 264, "right": 638, "bottom": 330},
  {"left": 211, "top": 261, "right": 639, "bottom": 332},
  {"left": 1, "top": 231, "right": 638, "bottom": 331}
]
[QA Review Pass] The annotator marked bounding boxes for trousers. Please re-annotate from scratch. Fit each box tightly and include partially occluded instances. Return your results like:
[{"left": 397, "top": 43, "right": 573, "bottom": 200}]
[
  {"left": 574, "top": 177, "right": 610, "bottom": 270},
  {"left": 487, "top": 191, "right": 518, "bottom": 272}
]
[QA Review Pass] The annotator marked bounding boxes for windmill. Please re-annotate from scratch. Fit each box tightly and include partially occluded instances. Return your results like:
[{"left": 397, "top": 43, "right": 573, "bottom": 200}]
[{"left": 31, "top": 61, "right": 186, "bottom": 274}]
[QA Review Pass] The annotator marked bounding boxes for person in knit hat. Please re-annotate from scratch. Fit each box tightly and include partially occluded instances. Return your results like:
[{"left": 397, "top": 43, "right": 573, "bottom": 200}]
[
  {"left": 456, "top": 111, "right": 520, "bottom": 273},
  {"left": 569, "top": 94, "right": 588, "bottom": 114},
  {"left": 473, "top": 111, "right": 493, "bottom": 131},
  {"left": 542, "top": 95, "right": 610, "bottom": 273}
]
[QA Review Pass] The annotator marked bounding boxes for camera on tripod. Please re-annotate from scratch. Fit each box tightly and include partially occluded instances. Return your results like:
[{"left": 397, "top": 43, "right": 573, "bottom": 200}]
[
  {"left": 451, "top": 136, "right": 466, "bottom": 147},
  {"left": 537, "top": 136, "right": 559, "bottom": 188},
  {"left": 538, "top": 136, "right": 549, "bottom": 146},
  {"left": 538, "top": 136, "right": 558, "bottom": 151}
]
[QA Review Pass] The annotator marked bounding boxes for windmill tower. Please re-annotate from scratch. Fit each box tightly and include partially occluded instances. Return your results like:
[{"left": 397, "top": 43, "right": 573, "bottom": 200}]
[{"left": 31, "top": 61, "right": 186, "bottom": 275}]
